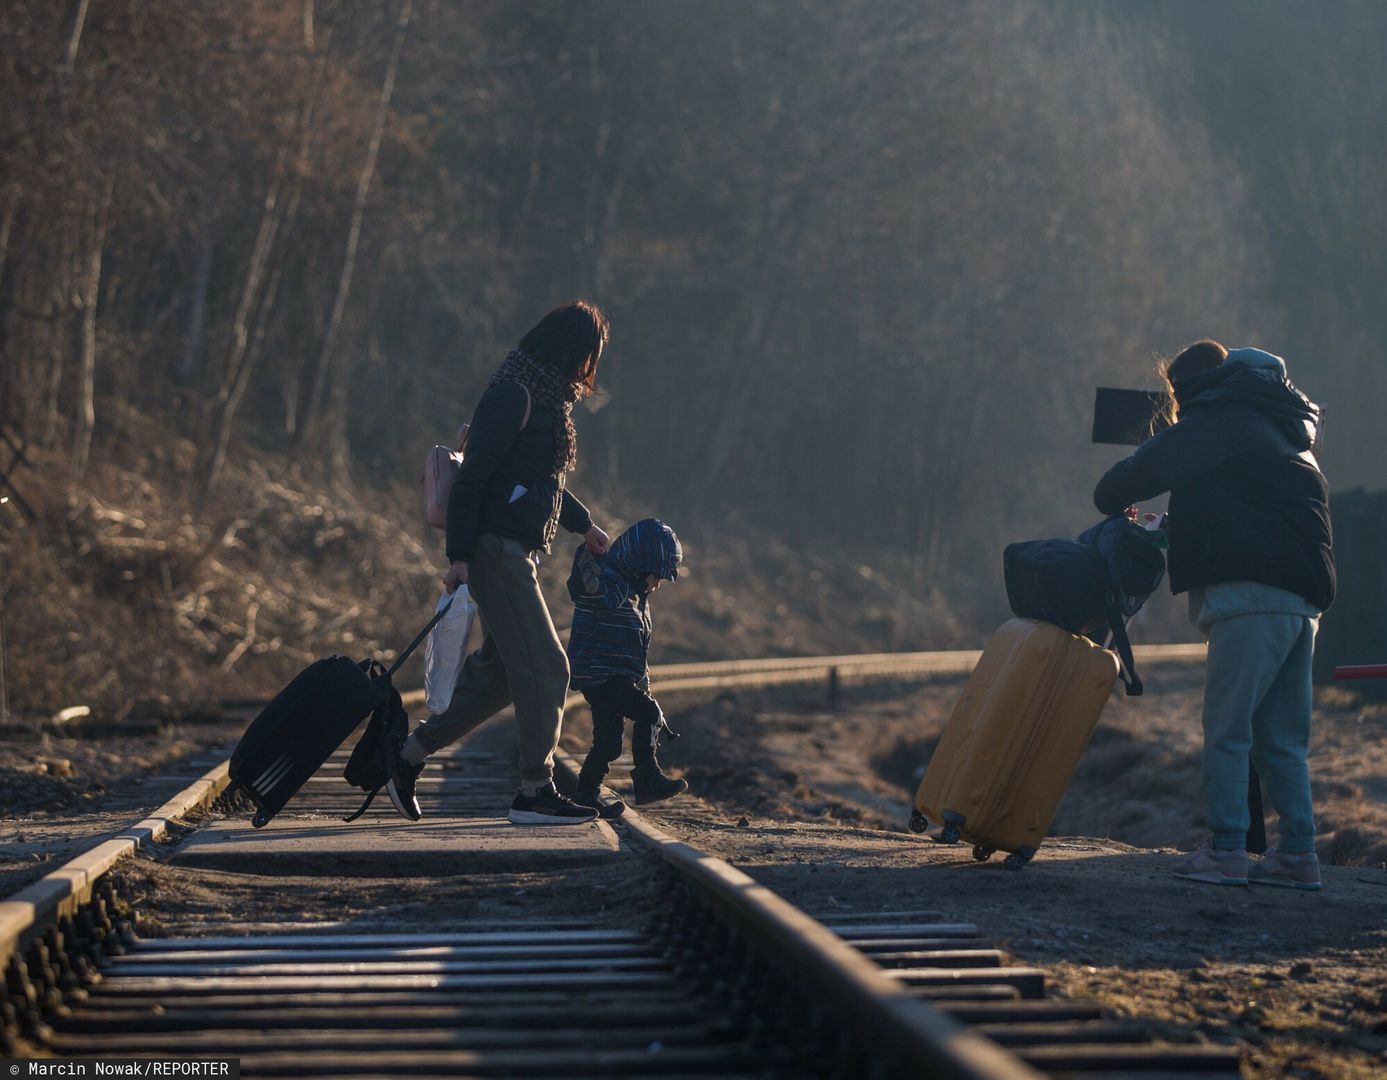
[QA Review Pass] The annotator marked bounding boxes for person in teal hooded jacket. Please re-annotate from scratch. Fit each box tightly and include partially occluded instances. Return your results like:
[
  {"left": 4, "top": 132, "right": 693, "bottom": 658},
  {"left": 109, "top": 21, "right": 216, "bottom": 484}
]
[{"left": 1095, "top": 340, "right": 1334, "bottom": 890}]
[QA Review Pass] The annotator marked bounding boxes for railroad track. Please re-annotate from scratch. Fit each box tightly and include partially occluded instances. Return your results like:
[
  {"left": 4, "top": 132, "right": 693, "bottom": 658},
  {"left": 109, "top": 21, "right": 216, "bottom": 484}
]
[{"left": 2, "top": 645, "right": 1235, "bottom": 1078}]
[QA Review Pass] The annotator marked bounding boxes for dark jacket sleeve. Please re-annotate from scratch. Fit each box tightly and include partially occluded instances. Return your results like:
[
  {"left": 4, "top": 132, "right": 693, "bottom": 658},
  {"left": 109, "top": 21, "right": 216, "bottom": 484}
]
[
  {"left": 558, "top": 489, "right": 593, "bottom": 535},
  {"left": 1093, "top": 414, "right": 1228, "bottom": 516},
  {"left": 446, "top": 382, "right": 527, "bottom": 562}
]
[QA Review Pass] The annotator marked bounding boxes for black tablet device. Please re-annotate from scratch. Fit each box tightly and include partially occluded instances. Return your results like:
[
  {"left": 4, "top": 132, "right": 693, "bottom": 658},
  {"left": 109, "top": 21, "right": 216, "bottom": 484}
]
[
  {"left": 1092, "top": 387, "right": 1167, "bottom": 446},
  {"left": 1093, "top": 386, "right": 1323, "bottom": 452}
]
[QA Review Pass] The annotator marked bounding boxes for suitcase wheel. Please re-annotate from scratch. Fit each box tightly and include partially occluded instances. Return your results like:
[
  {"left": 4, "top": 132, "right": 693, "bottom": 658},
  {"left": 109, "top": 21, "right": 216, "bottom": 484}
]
[
  {"left": 935, "top": 822, "right": 961, "bottom": 845},
  {"left": 908, "top": 812, "right": 929, "bottom": 834},
  {"left": 1003, "top": 851, "right": 1030, "bottom": 871},
  {"left": 972, "top": 845, "right": 995, "bottom": 862},
  {"left": 252, "top": 810, "right": 272, "bottom": 829}
]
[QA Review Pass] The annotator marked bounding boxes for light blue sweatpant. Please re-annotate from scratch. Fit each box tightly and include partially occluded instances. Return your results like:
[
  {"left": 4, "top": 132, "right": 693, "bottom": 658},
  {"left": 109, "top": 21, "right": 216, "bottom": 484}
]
[{"left": 1202, "top": 613, "right": 1318, "bottom": 853}]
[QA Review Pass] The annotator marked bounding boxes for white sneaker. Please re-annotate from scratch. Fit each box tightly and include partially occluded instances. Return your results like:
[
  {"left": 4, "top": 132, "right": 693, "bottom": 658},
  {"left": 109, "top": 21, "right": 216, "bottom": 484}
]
[
  {"left": 1172, "top": 842, "right": 1248, "bottom": 886},
  {"left": 1249, "top": 848, "right": 1322, "bottom": 891}
]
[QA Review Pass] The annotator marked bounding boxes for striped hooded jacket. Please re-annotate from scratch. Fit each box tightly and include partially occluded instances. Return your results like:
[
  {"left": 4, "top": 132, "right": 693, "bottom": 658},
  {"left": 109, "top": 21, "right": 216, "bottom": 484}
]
[{"left": 566, "top": 518, "right": 682, "bottom": 691}]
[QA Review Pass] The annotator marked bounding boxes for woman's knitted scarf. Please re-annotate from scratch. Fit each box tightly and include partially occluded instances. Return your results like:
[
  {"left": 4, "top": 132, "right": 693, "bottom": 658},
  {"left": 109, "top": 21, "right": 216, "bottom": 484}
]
[{"left": 490, "top": 347, "right": 580, "bottom": 476}]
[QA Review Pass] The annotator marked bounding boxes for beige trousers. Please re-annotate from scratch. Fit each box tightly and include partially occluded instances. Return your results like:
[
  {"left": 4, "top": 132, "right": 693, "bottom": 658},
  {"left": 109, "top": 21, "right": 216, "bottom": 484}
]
[{"left": 410, "top": 533, "right": 569, "bottom": 784}]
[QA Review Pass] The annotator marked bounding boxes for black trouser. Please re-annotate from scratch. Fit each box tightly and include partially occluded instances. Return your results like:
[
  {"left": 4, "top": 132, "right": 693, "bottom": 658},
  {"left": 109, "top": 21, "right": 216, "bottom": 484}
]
[{"left": 578, "top": 678, "right": 662, "bottom": 782}]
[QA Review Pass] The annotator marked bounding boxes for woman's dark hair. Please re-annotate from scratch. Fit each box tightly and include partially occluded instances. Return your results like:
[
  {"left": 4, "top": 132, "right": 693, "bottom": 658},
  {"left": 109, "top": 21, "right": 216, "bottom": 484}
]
[
  {"left": 518, "top": 300, "right": 610, "bottom": 394},
  {"left": 1156, "top": 338, "right": 1228, "bottom": 427}
]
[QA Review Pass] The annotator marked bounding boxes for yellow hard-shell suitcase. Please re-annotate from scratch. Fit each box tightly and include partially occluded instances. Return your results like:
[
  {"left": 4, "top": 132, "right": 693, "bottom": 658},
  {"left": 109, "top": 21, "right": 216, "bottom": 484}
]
[{"left": 911, "top": 618, "right": 1119, "bottom": 868}]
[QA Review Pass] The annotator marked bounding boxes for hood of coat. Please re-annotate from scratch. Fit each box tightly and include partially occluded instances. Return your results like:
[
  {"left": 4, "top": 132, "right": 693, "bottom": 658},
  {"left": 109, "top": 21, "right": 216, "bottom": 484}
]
[
  {"left": 607, "top": 518, "right": 682, "bottom": 587},
  {"left": 1175, "top": 347, "right": 1320, "bottom": 451}
]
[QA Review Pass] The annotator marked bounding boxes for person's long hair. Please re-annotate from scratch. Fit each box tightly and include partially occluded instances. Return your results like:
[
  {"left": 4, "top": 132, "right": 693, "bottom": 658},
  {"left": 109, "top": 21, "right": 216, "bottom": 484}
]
[
  {"left": 518, "top": 301, "right": 609, "bottom": 395},
  {"left": 1154, "top": 338, "right": 1228, "bottom": 430}
]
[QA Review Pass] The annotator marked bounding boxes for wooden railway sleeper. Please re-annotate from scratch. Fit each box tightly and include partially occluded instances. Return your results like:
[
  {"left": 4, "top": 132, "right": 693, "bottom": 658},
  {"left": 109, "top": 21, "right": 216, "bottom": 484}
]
[
  {"left": 95, "top": 877, "right": 139, "bottom": 953},
  {"left": 71, "top": 909, "right": 99, "bottom": 963},
  {"left": 0, "top": 1004, "right": 15, "bottom": 1056},
  {"left": 748, "top": 975, "right": 807, "bottom": 1062},
  {"left": 829, "top": 1022, "right": 870, "bottom": 1080},
  {"left": 3, "top": 872, "right": 156, "bottom": 1056},
  {"left": 6, "top": 953, "right": 50, "bottom": 1044},
  {"left": 657, "top": 885, "right": 703, "bottom": 947},
  {"left": 650, "top": 875, "right": 867, "bottom": 1077},
  {"left": 60, "top": 915, "right": 97, "bottom": 982},
  {"left": 26, "top": 936, "right": 64, "bottom": 1013},
  {"left": 80, "top": 900, "right": 113, "bottom": 959},
  {"left": 647, "top": 859, "right": 1026, "bottom": 1080},
  {"left": 75, "top": 913, "right": 108, "bottom": 976},
  {"left": 46, "top": 924, "right": 77, "bottom": 991},
  {"left": 729, "top": 951, "right": 775, "bottom": 1019}
]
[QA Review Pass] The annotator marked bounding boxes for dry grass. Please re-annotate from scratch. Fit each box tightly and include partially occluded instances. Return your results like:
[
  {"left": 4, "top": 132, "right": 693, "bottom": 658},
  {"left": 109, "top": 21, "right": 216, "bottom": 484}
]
[{"left": 0, "top": 403, "right": 969, "bottom": 726}]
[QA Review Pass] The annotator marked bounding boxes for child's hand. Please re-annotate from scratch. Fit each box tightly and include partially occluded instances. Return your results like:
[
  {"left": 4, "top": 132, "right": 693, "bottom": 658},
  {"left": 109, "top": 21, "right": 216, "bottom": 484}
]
[{"left": 584, "top": 524, "right": 610, "bottom": 554}]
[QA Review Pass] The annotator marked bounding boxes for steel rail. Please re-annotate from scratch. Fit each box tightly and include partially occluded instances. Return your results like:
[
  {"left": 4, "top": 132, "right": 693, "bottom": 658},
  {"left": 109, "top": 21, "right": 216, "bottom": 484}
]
[
  {"left": 400, "top": 641, "right": 1206, "bottom": 706},
  {"left": 3, "top": 642, "right": 1207, "bottom": 971},
  {"left": 0, "top": 762, "right": 232, "bottom": 969},
  {"left": 645, "top": 641, "right": 1205, "bottom": 681},
  {"left": 551, "top": 749, "right": 1042, "bottom": 1079}
]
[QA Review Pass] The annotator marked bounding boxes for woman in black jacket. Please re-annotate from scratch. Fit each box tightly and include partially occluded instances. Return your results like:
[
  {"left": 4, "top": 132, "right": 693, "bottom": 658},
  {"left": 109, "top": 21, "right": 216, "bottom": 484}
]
[
  {"left": 1095, "top": 340, "right": 1333, "bottom": 890},
  {"left": 390, "top": 301, "right": 612, "bottom": 825}
]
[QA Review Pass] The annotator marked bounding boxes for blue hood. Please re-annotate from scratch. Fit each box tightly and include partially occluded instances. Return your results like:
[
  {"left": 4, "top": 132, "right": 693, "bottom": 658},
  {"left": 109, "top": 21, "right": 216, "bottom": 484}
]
[
  {"left": 608, "top": 518, "right": 682, "bottom": 584},
  {"left": 1224, "top": 347, "right": 1287, "bottom": 376},
  {"left": 1176, "top": 346, "right": 1320, "bottom": 451}
]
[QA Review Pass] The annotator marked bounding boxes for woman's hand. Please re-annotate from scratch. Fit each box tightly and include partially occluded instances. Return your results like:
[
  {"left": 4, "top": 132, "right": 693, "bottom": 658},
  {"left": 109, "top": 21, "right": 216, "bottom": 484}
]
[
  {"left": 584, "top": 524, "right": 610, "bottom": 555},
  {"left": 443, "top": 560, "right": 469, "bottom": 593}
]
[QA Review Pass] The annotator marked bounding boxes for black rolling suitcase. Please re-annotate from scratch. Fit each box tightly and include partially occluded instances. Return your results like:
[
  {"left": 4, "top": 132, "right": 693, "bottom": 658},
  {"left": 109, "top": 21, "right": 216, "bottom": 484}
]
[{"left": 227, "top": 604, "right": 451, "bottom": 828}]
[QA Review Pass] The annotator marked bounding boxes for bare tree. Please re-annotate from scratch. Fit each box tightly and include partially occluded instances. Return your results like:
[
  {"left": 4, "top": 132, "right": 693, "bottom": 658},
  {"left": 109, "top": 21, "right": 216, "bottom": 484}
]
[
  {"left": 59, "top": 0, "right": 92, "bottom": 74},
  {"left": 297, "top": 0, "right": 413, "bottom": 469},
  {"left": 71, "top": 181, "right": 111, "bottom": 480}
]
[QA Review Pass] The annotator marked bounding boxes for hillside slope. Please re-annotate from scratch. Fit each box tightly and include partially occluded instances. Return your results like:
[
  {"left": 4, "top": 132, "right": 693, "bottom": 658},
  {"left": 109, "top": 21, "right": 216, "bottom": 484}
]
[{"left": 0, "top": 405, "right": 969, "bottom": 724}]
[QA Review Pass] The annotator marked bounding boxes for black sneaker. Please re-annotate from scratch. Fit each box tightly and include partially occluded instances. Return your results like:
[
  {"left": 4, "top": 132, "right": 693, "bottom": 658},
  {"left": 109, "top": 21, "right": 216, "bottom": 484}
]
[
  {"left": 631, "top": 762, "right": 688, "bottom": 805},
  {"left": 574, "top": 786, "right": 626, "bottom": 820},
  {"left": 386, "top": 752, "right": 425, "bottom": 822},
  {"left": 508, "top": 782, "right": 599, "bottom": 825}
]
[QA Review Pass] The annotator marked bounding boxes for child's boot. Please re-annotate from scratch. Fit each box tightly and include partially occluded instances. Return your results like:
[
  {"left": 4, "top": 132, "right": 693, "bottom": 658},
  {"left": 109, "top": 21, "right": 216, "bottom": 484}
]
[
  {"left": 573, "top": 757, "right": 625, "bottom": 820},
  {"left": 631, "top": 757, "right": 688, "bottom": 805}
]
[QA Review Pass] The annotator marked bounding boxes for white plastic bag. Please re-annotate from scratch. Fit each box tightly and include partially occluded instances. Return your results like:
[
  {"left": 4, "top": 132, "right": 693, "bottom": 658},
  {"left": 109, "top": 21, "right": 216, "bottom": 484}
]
[{"left": 423, "top": 586, "right": 477, "bottom": 714}]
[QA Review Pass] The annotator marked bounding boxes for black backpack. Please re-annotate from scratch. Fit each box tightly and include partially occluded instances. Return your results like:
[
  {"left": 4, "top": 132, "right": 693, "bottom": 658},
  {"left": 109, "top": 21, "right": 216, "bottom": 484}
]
[
  {"left": 1003, "top": 516, "right": 1167, "bottom": 695},
  {"left": 341, "top": 598, "right": 456, "bottom": 821},
  {"left": 342, "top": 662, "right": 411, "bottom": 822}
]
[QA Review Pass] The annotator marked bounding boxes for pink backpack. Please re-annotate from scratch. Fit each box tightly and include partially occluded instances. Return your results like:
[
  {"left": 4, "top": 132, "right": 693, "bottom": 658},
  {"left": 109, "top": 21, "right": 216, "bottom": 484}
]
[
  {"left": 422, "top": 425, "right": 468, "bottom": 529},
  {"left": 422, "top": 386, "right": 530, "bottom": 530}
]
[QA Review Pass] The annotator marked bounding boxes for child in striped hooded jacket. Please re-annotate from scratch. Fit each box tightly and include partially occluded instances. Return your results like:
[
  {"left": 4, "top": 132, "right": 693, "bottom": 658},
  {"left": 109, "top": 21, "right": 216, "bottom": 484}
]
[{"left": 566, "top": 517, "right": 685, "bottom": 817}]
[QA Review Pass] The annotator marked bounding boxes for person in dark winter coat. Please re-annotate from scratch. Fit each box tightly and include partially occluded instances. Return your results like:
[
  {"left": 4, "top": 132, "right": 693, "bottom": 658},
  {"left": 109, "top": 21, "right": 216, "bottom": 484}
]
[
  {"left": 1094, "top": 341, "right": 1334, "bottom": 890},
  {"left": 566, "top": 517, "right": 685, "bottom": 816},
  {"left": 388, "top": 301, "right": 613, "bottom": 827}
]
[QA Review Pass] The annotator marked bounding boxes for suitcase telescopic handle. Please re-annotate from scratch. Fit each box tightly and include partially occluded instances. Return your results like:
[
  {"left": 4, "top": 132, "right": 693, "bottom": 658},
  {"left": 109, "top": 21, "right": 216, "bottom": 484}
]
[{"left": 387, "top": 596, "right": 455, "bottom": 678}]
